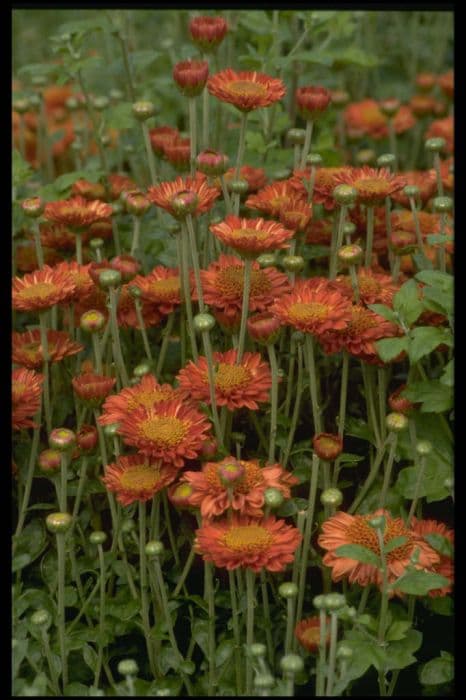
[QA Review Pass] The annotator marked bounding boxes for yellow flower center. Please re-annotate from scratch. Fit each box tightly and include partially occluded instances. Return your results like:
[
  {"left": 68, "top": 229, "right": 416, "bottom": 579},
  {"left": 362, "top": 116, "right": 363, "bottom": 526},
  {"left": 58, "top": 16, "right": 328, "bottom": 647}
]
[
  {"left": 354, "top": 177, "right": 391, "bottom": 197},
  {"left": 228, "top": 80, "right": 267, "bottom": 98},
  {"left": 119, "top": 464, "right": 161, "bottom": 492},
  {"left": 223, "top": 524, "right": 273, "bottom": 552},
  {"left": 216, "top": 267, "right": 271, "bottom": 297},
  {"left": 289, "top": 302, "right": 329, "bottom": 323},
  {"left": 12, "top": 381, "right": 27, "bottom": 399},
  {"left": 232, "top": 227, "right": 269, "bottom": 242},
  {"left": 145, "top": 277, "right": 180, "bottom": 300},
  {"left": 348, "top": 307, "right": 378, "bottom": 334},
  {"left": 215, "top": 363, "right": 251, "bottom": 392},
  {"left": 301, "top": 625, "right": 321, "bottom": 647},
  {"left": 359, "top": 277, "right": 381, "bottom": 297},
  {"left": 126, "top": 388, "right": 174, "bottom": 411},
  {"left": 346, "top": 517, "right": 413, "bottom": 563},
  {"left": 139, "top": 416, "right": 187, "bottom": 447},
  {"left": 18, "top": 282, "right": 57, "bottom": 300}
]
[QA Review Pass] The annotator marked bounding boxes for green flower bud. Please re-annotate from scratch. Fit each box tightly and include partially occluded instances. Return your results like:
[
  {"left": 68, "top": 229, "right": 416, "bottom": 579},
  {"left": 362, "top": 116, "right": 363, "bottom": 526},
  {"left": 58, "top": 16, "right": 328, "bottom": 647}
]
[
  {"left": 416, "top": 440, "right": 432, "bottom": 456},
  {"left": 306, "top": 153, "right": 323, "bottom": 167},
  {"left": 89, "top": 531, "right": 107, "bottom": 546},
  {"left": 313, "top": 594, "right": 327, "bottom": 610},
  {"left": 273, "top": 168, "right": 292, "bottom": 181},
  {"left": 425, "top": 137, "right": 446, "bottom": 152},
  {"left": 89, "top": 237, "right": 105, "bottom": 251},
  {"left": 377, "top": 153, "right": 396, "bottom": 169},
  {"left": 133, "top": 362, "right": 152, "bottom": 378},
  {"left": 356, "top": 148, "right": 376, "bottom": 165},
  {"left": 230, "top": 431, "right": 246, "bottom": 445},
  {"left": 80, "top": 309, "right": 106, "bottom": 333},
  {"left": 13, "top": 98, "right": 29, "bottom": 114},
  {"left": 403, "top": 184, "right": 420, "bottom": 199},
  {"left": 98, "top": 269, "right": 122, "bottom": 289},
  {"left": 46, "top": 512, "right": 73, "bottom": 534},
  {"left": 103, "top": 422, "right": 120, "bottom": 437},
  {"left": 65, "top": 97, "right": 79, "bottom": 111},
  {"left": 287, "top": 128, "right": 306, "bottom": 145},
  {"left": 278, "top": 582, "right": 298, "bottom": 599},
  {"left": 282, "top": 255, "right": 305, "bottom": 272},
  {"left": 343, "top": 222, "right": 356, "bottom": 237},
  {"left": 109, "top": 88, "right": 124, "bottom": 103},
  {"left": 280, "top": 653, "right": 304, "bottom": 674},
  {"left": 338, "top": 244, "right": 363, "bottom": 266},
  {"left": 253, "top": 673, "right": 275, "bottom": 689},
  {"left": 320, "top": 488, "right": 343, "bottom": 508},
  {"left": 264, "top": 487, "right": 284, "bottom": 509},
  {"left": 249, "top": 642, "right": 267, "bottom": 657},
  {"left": 30, "top": 609, "right": 51, "bottom": 627},
  {"left": 145, "top": 540, "right": 164, "bottom": 557},
  {"left": 368, "top": 515, "right": 386, "bottom": 531},
  {"left": 132, "top": 100, "right": 156, "bottom": 121},
  {"left": 93, "top": 96, "right": 109, "bottom": 111},
  {"left": 337, "top": 644, "right": 353, "bottom": 660},
  {"left": 193, "top": 313, "right": 216, "bottom": 333},
  {"left": 432, "top": 196, "right": 453, "bottom": 213},
  {"left": 257, "top": 253, "right": 276, "bottom": 268},
  {"left": 228, "top": 178, "right": 249, "bottom": 195},
  {"left": 333, "top": 184, "right": 357, "bottom": 206},
  {"left": 324, "top": 593, "right": 346, "bottom": 611},
  {"left": 121, "top": 518, "right": 135, "bottom": 533},
  {"left": 386, "top": 412, "right": 409, "bottom": 432},
  {"left": 171, "top": 191, "right": 199, "bottom": 218},
  {"left": 117, "top": 658, "right": 139, "bottom": 676},
  {"left": 22, "top": 197, "right": 44, "bottom": 218}
]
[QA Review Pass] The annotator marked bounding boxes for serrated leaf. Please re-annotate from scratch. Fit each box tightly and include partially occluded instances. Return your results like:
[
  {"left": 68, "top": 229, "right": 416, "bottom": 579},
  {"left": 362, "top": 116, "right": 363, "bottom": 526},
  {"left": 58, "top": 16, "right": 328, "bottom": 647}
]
[
  {"left": 420, "top": 655, "right": 454, "bottom": 685},
  {"left": 384, "top": 629, "right": 422, "bottom": 670},
  {"left": 440, "top": 359, "right": 453, "bottom": 387},
  {"left": 335, "top": 544, "right": 380, "bottom": 566},
  {"left": 367, "top": 304, "right": 399, "bottom": 324},
  {"left": 424, "top": 533, "right": 453, "bottom": 558},
  {"left": 402, "top": 381, "right": 453, "bottom": 413},
  {"left": 376, "top": 336, "right": 409, "bottom": 363},
  {"left": 386, "top": 620, "right": 411, "bottom": 641},
  {"left": 392, "top": 570, "right": 450, "bottom": 595},
  {"left": 393, "top": 279, "right": 424, "bottom": 325},
  {"left": 408, "top": 326, "right": 452, "bottom": 364}
]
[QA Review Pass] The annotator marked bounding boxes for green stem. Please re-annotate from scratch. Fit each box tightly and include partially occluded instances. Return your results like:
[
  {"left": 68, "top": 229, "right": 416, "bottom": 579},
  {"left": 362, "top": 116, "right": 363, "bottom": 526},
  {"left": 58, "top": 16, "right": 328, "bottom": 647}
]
[
  {"left": 77, "top": 69, "right": 108, "bottom": 172},
  {"left": 409, "top": 196, "right": 426, "bottom": 256},
  {"left": 142, "top": 123, "right": 158, "bottom": 186},
  {"left": 245, "top": 568, "right": 256, "bottom": 694},
  {"left": 162, "top": 491, "right": 179, "bottom": 566},
  {"left": 59, "top": 452, "right": 69, "bottom": 513},
  {"left": 387, "top": 120, "right": 398, "bottom": 170},
  {"left": 32, "top": 221, "right": 44, "bottom": 269},
  {"left": 201, "top": 330, "right": 223, "bottom": 445},
  {"left": 185, "top": 214, "right": 205, "bottom": 312},
  {"left": 376, "top": 528, "right": 389, "bottom": 697},
  {"left": 134, "top": 297, "right": 153, "bottom": 362},
  {"left": 364, "top": 205, "right": 375, "bottom": 268},
  {"left": 407, "top": 453, "right": 426, "bottom": 524},
  {"left": 228, "top": 570, "right": 243, "bottom": 694},
  {"left": 92, "top": 333, "right": 103, "bottom": 375},
  {"left": 377, "top": 368, "right": 387, "bottom": 443},
  {"left": 267, "top": 343, "right": 279, "bottom": 463},
  {"left": 284, "top": 594, "right": 295, "bottom": 655},
  {"left": 220, "top": 175, "right": 232, "bottom": 214},
  {"left": 378, "top": 432, "right": 398, "bottom": 509},
  {"left": 304, "top": 334, "right": 322, "bottom": 434},
  {"left": 260, "top": 570, "right": 274, "bottom": 665},
  {"left": 349, "top": 438, "right": 389, "bottom": 514},
  {"left": 138, "top": 501, "right": 157, "bottom": 678},
  {"left": 189, "top": 97, "right": 197, "bottom": 177},
  {"left": 283, "top": 333, "right": 297, "bottom": 419},
  {"left": 361, "top": 362, "right": 382, "bottom": 449},
  {"left": 205, "top": 562, "right": 217, "bottom": 696},
  {"left": 112, "top": 217, "right": 122, "bottom": 256},
  {"left": 433, "top": 152, "right": 444, "bottom": 197},
  {"left": 173, "top": 545, "right": 196, "bottom": 598},
  {"left": 130, "top": 216, "right": 141, "bottom": 258},
  {"left": 39, "top": 312, "right": 52, "bottom": 435},
  {"left": 300, "top": 119, "right": 314, "bottom": 169},
  {"left": 438, "top": 212, "right": 447, "bottom": 273},
  {"left": 329, "top": 204, "right": 347, "bottom": 279},
  {"left": 202, "top": 83, "right": 209, "bottom": 149},
  {"left": 94, "top": 543, "right": 106, "bottom": 687},
  {"left": 180, "top": 228, "right": 199, "bottom": 360},
  {"left": 116, "top": 26, "right": 136, "bottom": 101},
  {"left": 234, "top": 112, "right": 248, "bottom": 181},
  {"left": 333, "top": 351, "right": 350, "bottom": 486},
  {"left": 316, "top": 608, "right": 327, "bottom": 695},
  {"left": 156, "top": 311, "right": 175, "bottom": 377},
  {"left": 14, "top": 405, "right": 42, "bottom": 544},
  {"left": 325, "top": 612, "right": 339, "bottom": 696},
  {"left": 236, "top": 258, "right": 252, "bottom": 364},
  {"left": 71, "top": 458, "right": 87, "bottom": 529},
  {"left": 108, "top": 286, "right": 130, "bottom": 385},
  {"left": 40, "top": 628, "right": 61, "bottom": 695},
  {"left": 282, "top": 343, "right": 304, "bottom": 469},
  {"left": 56, "top": 532, "right": 68, "bottom": 691}
]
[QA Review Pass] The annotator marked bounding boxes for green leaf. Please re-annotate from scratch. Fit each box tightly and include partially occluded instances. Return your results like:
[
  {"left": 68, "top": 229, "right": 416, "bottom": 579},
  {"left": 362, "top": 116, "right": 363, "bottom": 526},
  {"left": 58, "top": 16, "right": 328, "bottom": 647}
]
[
  {"left": 329, "top": 46, "right": 381, "bottom": 67},
  {"left": 159, "top": 645, "right": 180, "bottom": 674},
  {"left": 402, "top": 380, "right": 453, "bottom": 413},
  {"left": 440, "top": 359, "right": 453, "bottom": 387},
  {"left": 384, "top": 536, "right": 408, "bottom": 554},
  {"left": 54, "top": 170, "right": 105, "bottom": 192},
  {"left": 393, "top": 279, "right": 424, "bottom": 325},
  {"left": 421, "top": 287, "right": 453, "bottom": 317},
  {"left": 82, "top": 644, "right": 98, "bottom": 672},
  {"left": 408, "top": 326, "right": 453, "bottom": 364},
  {"left": 424, "top": 533, "right": 454, "bottom": 558},
  {"left": 105, "top": 102, "right": 135, "bottom": 130},
  {"left": 386, "top": 620, "right": 411, "bottom": 642},
  {"left": 384, "top": 629, "right": 422, "bottom": 670},
  {"left": 375, "top": 336, "right": 409, "bottom": 363},
  {"left": 334, "top": 544, "right": 380, "bottom": 566},
  {"left": 192, "top": 618, "right": 209, "bottom": 657},
  {"left": 392, "top": 570, "right": 450, "bottom": 595},
  {"left": 367, "top": 304, "right": 399, "bottom": 324},
  {"left": 215, "top": 638, "right": 235, "bottom": 667},
  {"left": 423, "top": 595, "right": 453, "bottom": 616},
  {"left": 13, "top": 149, "right": 33, "bottom": 188},
  {"left": 64, "top": 682, "right": 90, "bottom": 696},
  {"left": 419, "top": 654, "right": 454, "bottom": 685},
  {"left": 395, "top": 453, "right": 450, "bottom": 502},
  {"left": 415, "top": 270, "right": 453, "bottom": 291},
  {"left": 57, "top": 17, "right": 111, "bottom": 36},
  {"left": 339, "top": 452, "right": 365, "bottom": 466},
  {"left": 345, "top": 417, "right": 376, "bottom": 445}
]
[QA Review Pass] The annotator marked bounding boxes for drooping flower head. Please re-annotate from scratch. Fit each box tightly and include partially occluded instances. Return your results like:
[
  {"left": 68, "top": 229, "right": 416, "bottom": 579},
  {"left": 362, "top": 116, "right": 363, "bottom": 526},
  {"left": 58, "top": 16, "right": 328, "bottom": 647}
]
[
  {"left": 149, "top": 126, "right": 179, "bottom": 157},
  {"left": 200, "top": 254, "right": 291, "bottom": 318},
  {"left": 12, "top": 329, "right": 84, "bottom": 369},
  {"left": 102, "top": 454, "right": 178, "bottom": 506},
  {"left": 44, "top": 196, "right": 112, "bottom": 229},
  {"left": 12, "top": 367, "right": 43, "bottom": 430},
  {"left": 147, "top": 173, "right": 219, "bottom": 218},
  {"left": 99, "top": 374, "right": 180, "bottom": 426},
  {"left": 208, "top": 69, "right": 286, "bottom": 112},
  {"left": 177, "top": 349, "right": 272, "bottom": 411},
  {"left": 182, "top": 457, "right": 298, "bottom": 518},
  {"left": 210, "top": 215, "right": 293, "bottom": 258},
  {"left": 173, "top": 59, "right": 209, "bottom": 98},
  {"left": 12, "top": 264, "right": 76, "bottom": 313},
  {"left": 195, "top": 513, "right": 302, "bottom": 571},
  {"left": 318, "top": 509, "right": 439, "bottom": 588},
  {"left": 116, "top": 398, "right": 212, "bottom": 467}
]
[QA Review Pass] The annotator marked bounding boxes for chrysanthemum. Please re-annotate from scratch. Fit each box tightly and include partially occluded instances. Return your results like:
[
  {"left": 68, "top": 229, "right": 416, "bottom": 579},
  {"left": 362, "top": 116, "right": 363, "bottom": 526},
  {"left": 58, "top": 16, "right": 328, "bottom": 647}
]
[
  {"left": 279, "top": 197, "right": 313, "bottom": 232},
  {"left": 335, "top": 268, "right": 400, "bottom": 307},
  {"left": 195, "top": 513, "right": 301, "bottom": 571},
  {"left": 271, "top": 279, "right": 352, "bottom": 337},
  {"left": 101, "top": 454, "right": 178, "bottom": 506},
  {"left": 425, "top": 115, "right": 454, "bottom": 154},
  {"left": 163, "top": 138, "right": 191, "bottom": 171},
  {"left": 12, "top": 329, "right": 84, "bottom": 369},
  {"left": 318, "top": 509, "right": 439, "bottom": 588},
  {"left": 177, "top": 349, "right": 272, "bottom": 411},
  {"left": 71, "top": 179, "right": 106, "bottom": 200},
  {"left": 210, "top": 215, "right": 293, "bottom": 257},
  {"left": 107, "top": 173, "right": 137, "bottom": 201},
  {"left": 116, "top": 399, "right": 212, "bottom": 467},
  {"left": 44, "top": 196, "right": 112, "bottom": 229},
  {"left": 295, "top": 617, "right": 330, "bottom": 653},
  {"left": 207, "top": 69, "right": 285, "bottom": 112},
  {"left": 182, "top": 457, "right": 298, "bottom": 518},
  {"left": 147, "top": 173, "right": 219, "bottom": 218},
  {"left": 39, "top": 222, "right": 77, "bottom": 251},
  {"left": 12, "top": 367, "right": 43, "bottom": 430},
  {"left": 149, "top": 126, "right": 179, "bottom": 157},
  {"left": 15, "top": 241, "right": 62, "bottom": 273},
  {"left": 12, "top": 264, "right": 76, "bottom": 313},
  {"left": 222, "top": 165, "right": 267, "bottom": 193},
  {"left": 116, "top": 284, "right": 161, "bottom": 330},
  {"left": 99, "top": 374, "right": 179, "bottom": 426},
  {"left": 319, "top": 305, "right": 401, "bottom": 359},
  {"left": 305, "top": 218, "right": 334, "bottom": 245},
  {"left": 343, "top": 99, "right": 415, "bottom": 140},
  {"left": 200, "top": 254, "right": 291, "bottom": 318},
  {"left": 411, "top": 517, "right": 454, "bottom": 597},
  {"left": 332, "top": 166, "right": 406, "bottom": 205},
  {"left": 391, "top": 210, "right": 443, "bottom": 239},
  {"left": 134, "top": 266, "right": 183, "bottom": 316},
  {"left": 189, "top": 15, "right": 228, "bottom": 53},
  {"left": 53, "top": 261, "right": 95, "bottom": 303},
  {"left": 72, "top": 373, "right": 117, "bottom": 407},
  {"left": 288, "top": 167, "right": 352, "bottom": 211},
  {"left": 390, "top": 170, "right": 437, "bottom": 208},
  {"left": 245, "top": 181, "right": 297, "bottom": 218}
]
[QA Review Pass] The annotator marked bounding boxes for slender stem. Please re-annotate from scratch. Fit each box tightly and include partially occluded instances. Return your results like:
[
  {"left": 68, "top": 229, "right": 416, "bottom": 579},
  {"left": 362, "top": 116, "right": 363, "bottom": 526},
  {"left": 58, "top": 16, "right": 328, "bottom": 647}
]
[
  {"left": 329, "top": 205, "right": 347, "bottom": 279},
  {"left": 387, "top": 120, "right": 398, "bottom": 170},
  {"left": 92, "top": 333, "right": 103, "bottom": 375},
  {"left": 116, "top": 26, "right": 136, "bottom": 101},
  {"left": 112, "top": 217, "right": 122, "bottom": 256},
  {"left": 304, "top": 334, "right": 322, "bottom": 434},
  {"left": 433, "top": 152, "right": 444, "bottom": 197},
  {"left": 142, "top": 123, "right": 158, "bottom": 186},
  {"left": 173, "top": 546, "right": 196, "bottom": 598},
  {"left": 220, "top": 175, "right": 232, "bottom": 214},
  {"left": 234, "top": 112, "right": 248, "bottom": 180},
  {"left": 18, "top": 115, "right": 26, "bottom": 159},
  {"left": 201, "top": 330, "right": 223, "bottom": 445},
  {"left": 284, "top": 595, "right": 295, "bottom": 655},
  {"left": 300, "top": 119, "right": 314, "bottom": 169},
  {"left": 180, "top": 228, "right": 199, "bottom": 360},
  {"left": 283, "top": 334, "right": 297, "bottom": 419},
  {"left": 14, "top": 408, "right": 43, "bottom": 547},
  {"left": 438, "top": 212, "right": 447, "bottom": 273},
  {"left": 316, "top": 609, "right": 327, "bottom": 695},
  {"left": 56, "top": 532, "right": 68, "bottom": 691},
  {"left": 377, "top": 368, "right": 387, "bottom": 443},
  {"left": 378, "top": 432, "right": 398, "bottom": 509},
  {"left": 189, "top": 98, "right": 197, "bottom": 177},
  {"left": 245, "top": 569, "right": 256, "bottom": 694},
  {"left": 325, "top": 612, "right": 339, "bottom": 696},
  {"left": 156, "top": 311, "right": 175, "bottom": 377},
  {"left": 109, "top": 286, "right": 130, "bottom": 385},
  {"left": 236, "top": 258, "right": 252, "bottom": 364},
  {"left": 59, "top": 453, "right": 68, "bottom": 513},
  {"left": 76, "top": 69, "right": 108, "bottom": 172},
  {"left": 407, "top": 453, "right": 426, "bottom": 524},
  {"left": 202, "top": 84, "right": 210, "bottom": 149},
  {"left": 205, "top": 562, "right": 217, "bottom": 696},
  {"left": 377, "top": 528, "right": 389, "bottom": 697},
  {"left": 387, "top": 596, "right": 416, "bottom": 696},
  {"left": 282, "top": 343, "right": 304, "bottom": 469},
  {"left": 409, "top": 196, "right": 426, "bottom": 256},
  {"left": 32, "top": 221, "right": 44, "bottom": 269},
  {"left": 134, "top": 298, "right": 153, "bottom": 362},
  {"left": 361, "top": 362, "right": 382, "bottom": 449},
  {"left": 38, "top": 312, "right": 52, "bottom": 436},
  {"left": 40, "top": 628, "right": 61, "bottom": 695},
  {"left": 162, "top": 491, "right": 179, "bottom": 566},
  {"left": 138, "top": 501, "right": 157, "bottom": 678},
  {"left": 333, "top": 351, "right": 350, "bottom": 486},
  {"left": 267, "top": 343, "right": 279, "bottom": 463},
  {"left": 72, "top": 458, "right": 88, "bottom": 528},
  {"left": 348, "top": 438, "right": 389, "bottom": 514},
  {"left": 130, "top": 216, "right": 141, "bottom": 258},
  {"left": 260, "top": 571, "right": 274, "bottom": 665},
  {"left": 364, "top": 205, "right": 375, "bottom": 267},
  {"left": 228, "top": 570, "right": 243, "bottom": 694},
  {"left": 94, "top": 543, "right": 106, "bottom": 687},
  {"left": 185, "top": 214, "right": 205, "bottom": 312},
  {"left": 294, "top": 455, "right": 320, "bottom": 640}
]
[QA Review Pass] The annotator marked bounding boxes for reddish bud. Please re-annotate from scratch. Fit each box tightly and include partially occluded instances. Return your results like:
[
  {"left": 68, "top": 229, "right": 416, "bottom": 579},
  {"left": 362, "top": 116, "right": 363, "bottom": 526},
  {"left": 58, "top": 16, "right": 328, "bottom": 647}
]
[
  {"left": 189, "top": 16, "right": 228, "bottom": 53},
  {"left": 247, "top": 312, "right": 282, "bottom": 346},
  {"left": 217, "top": 458, "right": 245, "bottom": 486},
  {"left": 76, "top": 424, "right": 98, "bottom": 452},
  {"left": 124, "top": 190, "right": 151, "bottom": 217},
  {"left": 296, "top": 86, "right": 331, "bottom": 120},
  {"left": 388, "top": 385, "right": 417, "bottom": 415},
  {"left": 200, "top": 437, "right": 219, "bottom": 459},
  {"left": 168, "top": 482, "right": 195, "bottom": 510},
  {"left": 416, "top": 72, "right": 436, "bottom": 92},
  {"left": 110, "top": 254, "right": 141, "bottom": 282},
  {"left": 38, "top": 448, "right": 62, "bottom": 472},
  {"left": 173, "top": 59, "right": 209, "bottom": 97},
  {"left": 196, "top": 149, "right": 229, "bottom": 176},
  {"left": 22, "top": 197, "right": 44, "bottom": 218},
  {"left": 312, "top": 433, "right": 343, "bottom": 461}
]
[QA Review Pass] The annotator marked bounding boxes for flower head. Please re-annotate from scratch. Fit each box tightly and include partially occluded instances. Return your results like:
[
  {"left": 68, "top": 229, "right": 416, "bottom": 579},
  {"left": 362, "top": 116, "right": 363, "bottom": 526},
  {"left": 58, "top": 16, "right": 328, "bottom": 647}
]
[
  {"left": 102, "top": 454, "right": 178, "bottom": 506},
  {"left": 189, "top": 15, "right": 228, "bottom": 52},
  {"left": 12, "top": 329, "right": 84, "bottom": 369},
  {"left": 177, "top": 349, "right": 272, "bottom": 411},
  {"left": 295, "top": 617, "right": 330, "bottom": 653},
  {"left": 313, "top": 433, "right": 343, "bottom": 461},
  {"left": 332, "top": 166, "right": 406, "bottom": 205},
  {"left": 12, "top": 367, "right": 43, "bottom": 430},
  {"left": 182, "top": 457, "right": 298, "bottom": 518},
  {"left": 116, "top": 283, "right": 161, "bottom": 330},
  {"left": 245, "top": 181, "right": 297, "bottom": 218},
  {"left": 222, "top": 165, "right": 267, "bottom": 193},
  {"left": 195, "top": 513, "right": 302, "bottom": 571},
  {"left": 116, "top": 399, "right": 212, "bottom": 467},
  {"left": 201, "top": 254, "right": 290, "bottom": 318},
  {"left": 99, "top": 374, "right": 179, "bottom": 426},
  {"left": 173, "top": 59, "right": 209, "bottom": 97},
  {"left": 410, "top": 517, "right": 453, "bottom": 597},
  {"left": 279, "top": 198, "right": 313, "bottom": 232},
  {"left": 12, "top": 264, "right": 76, "bottom": 313},
  {"left": 344, "top": 99, "right": 415, "bottom": 140},
  {"left": 296, "top": 85, "right": 331, "bottom": 120},
  {"left": 44, "top": 196, "right": 112, "bottom": 229},
  {"left": 335, "top": 268, "right": 400, "bottom": 307},
  {"left": 107, "top": 173, "right": 137, "bottom": 200},
  {"left": 163, "top": 138, "right": 191, "bottom": 171},
  {"left": 318, "top": 509, "right": 439, "bottom": 588},
  {"left": 53, "top": 261, "right": 95, "bottom": 303},
  {"left": 210, "top": 215, "right": 293, "bottom": 258},
  {"left": 208, "top": 69, "right": 285, "bottom": 112},
  {"left": 319, "top": 305, "right": 401, "bottom": 360},
  {"left": 425, "top": 115, "right": 454, "bottom": 154},
  {"left": 71, "top": 179, "right": 106, "bottom": 200},
  {"left": 147, "top": 173, "right": 219, "bottom": 218},
  {"left": 149, "top": 126, "right": 179, "bottom": 157},
  {"left": 72, "top": 373, "right": 117, "bottom": 407},
  {"left": 390, "top": 170, "right": 437, "bottom": 208},
  {"left": 134, "top": 266, "right": 184, "bottom": 316}
]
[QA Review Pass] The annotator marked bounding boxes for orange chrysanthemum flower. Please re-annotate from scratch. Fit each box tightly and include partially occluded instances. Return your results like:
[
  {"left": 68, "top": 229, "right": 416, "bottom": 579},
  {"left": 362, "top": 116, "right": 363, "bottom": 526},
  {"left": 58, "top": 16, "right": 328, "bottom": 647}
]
[
  {"left": 305, "top": 217, "right": 334, "bottom": 246},
  {"left": 295, "top": 617, "right": 330, "bottom": 653},
  {"left": 391, "top": 210, "right": 444, "bottom": 239},
  {"left": 344, "top": 99, "right": 416, "bottom": 140},
  {"left": 99, "top": 374, "right": 179, "bottom": 426},
  {"left": 116, "top": 284, "right": 161, "bottom": 330},
  {"left": 53, "top": 261, "right": 95, "bottom": 303},
  {"left": 147, "top": 173, "right": 219, "bottom": 218},
  {"left": 245, "top": 181, "right": 297, "bottom": 218},
  {"left": 222, "top": 165, "right": 267, "bottom": 193},
  {"left": 411, "top": 517, "right": 454, "bottom": 597},
  {"left": 318, "top": 509, "right": 439, "bottom": 588},
  {"left": 288, "top": 166, "right": 352, "bottom": 211},
  {"left": 149, "top": 126, "right": 179, "bottom": 157},
  {"left": 12, "top": 367, "right": 43, "bottom": 430},
  {"left": 271, "top": 279, "right": 352, "bottom": 337},
  {"left": 15, "top": 240, "right": 62, "bottom": 273},
  {"left": 335, "top": 268, "right": 400, "bottom": 307},
  {"left": 39, "top": 222, "right": 77, "bottom": 251},
  {"left": 207, "top": 69, "right": 285, "bottom": 112},
  {"left": 116, "top": 399, "right": 212, "bottom": 467},
  {"left": 101, "top": 454, "right": 178, "bottom": 506},
  {"left": 72, "top": 373, "right": 117, "bottom": 407},
  {"left": 163, "top": 138, "right": 191, "bottom": 171},
  {"left": 182, "top": 457, "right": 298, "bottom": 518},
  {"left": 107, "top": 173, "right": 137, "bottom": 201},
  {"left": 319, "top": 305, "right": 401, "bottom": 359},
  {"left": 44, "top": 196, "right": 112, "bottom": 229},
  {"left": 425, "top": 115, "right": 454, "bottom": 154},
  {"left": 72, "top": 179, "right": 106, "bottom": 200},
  {"left": 195, "top": 514, "right": 302, "bottom": 572},
  {"left": 189, "top": 15, "right": 228, "bottom": 52},
  {"left": 133, "top": 266, "right": 183, "bottom": 316},
  {"left": 12, "top": 264, "right": 76, "bottom": 313},
  {"left": 200, "top": 254, "right": 291, "bottom": 318},
  {"left": 12, "top": 329, "right": 84, "bottom": 369},
  {"left": 333, "top": 166, "right": 406, "bottom": 205},
  {"left": 177, "top": 349, "right": 272, "bottom": 411},
  {"left": 390, "top": 170, "right": 437, "bottom": 208},
  {"left": 279, "top": 197, "right": 313, "bottom": 232},
  {"left": 210, "top": 215, "right": 293, "bottom": 257}
]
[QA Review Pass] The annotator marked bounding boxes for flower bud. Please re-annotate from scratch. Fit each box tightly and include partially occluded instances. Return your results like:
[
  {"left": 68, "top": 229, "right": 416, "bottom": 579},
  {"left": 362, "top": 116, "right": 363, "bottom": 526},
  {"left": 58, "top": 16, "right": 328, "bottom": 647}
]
[
  {"left": 388, "top": 385, "right": 416, "bottom": 415},
  {"left": 416, "top": 72, "right": 436, "bottom": 92},
  {"left": 201, "top": 437, "right": 219, "bottom": 459},
  {"left": 22, "top": 197, "right": 44, "bottom": 218},
  {"left": 98, "top": 269, "right": 121, "bottom": 289},
  {"left": 247, "top": 312, "right": 281, "bottom": 345},
  {"left": 337, "top": 644, "right": 353, "bottom": 660},
  {"left": 330, "top": 89, "right": 350, "bottom": 107},
  {"left": 313, "top": 594, "right": 327, "bottom": 610},
  {"left": 333, "top": 184, "right": 357, "bottom": 206},
  {"left": 343, "top": 222, "right": 356, "bottom": 238},
  {"left": 132, "top": 101, "right": 156, "bottom": 121},
  {"left": 103, "top": 423, "right": 120, "bottom": 438},
  {"left": 65, "top": 96, "right": 79, "bottom": 111},
  {"left": 230, "top": 431, "right": 246, "bottom": 446},
  {"left": 168, "top": 482, "right": 194, "bottom": 510},
  {"left": 133, "top": 362, "right": 152, "bottom": 378},
  {"left": 90, "top": 237, "right": 105, "bottom": 252},
  {"left": 282, "top": 255, "right": 305, "bottom": 272},
  {"left": 257, "top": 253, "right": 276, "bottom": 268},
  {"left": 425, "top": 137, "right": 446, "bottom": 153},
  {"left": 338, "top": 244, "right": 363, "bottom": 267},
  {"left": 171, "top": 190, "right": 200, "bottom": 218},
  {"left": 90, "top": 530, "right": 107, "bottom": 545},
  {"left": 194, "top": 313, "right": 216, "bottom": 333},
  {"left": 196, "top": 149, "right": 229, "bottom": 176},
  {"left": 279, "top": 582, "right": 298, "bottom": 599},
  {"left": 377, "top": 153, "right": 396, "bottom": 170},
  {"left": 273, "top": 168, "right": 292, "bottom": 181},
  {"left": 80, "top": 310, "right": 106, "bottom": 333},
  {"left": 76, "top": 425, "right": 98, "bottom": 452},
  {"left": 117, "top": 659, "right": 139, "bottom": 677},
  {"left": 173, "top": 59, "right": 209, "bottom": 98},
  {"left": 356, "top": 148, "right": 376, "bottom": 166},
  {"left": 189, "top": 16, "right": 228, "bottom": 53},
  {"left": 432, "top": 196, "right": 453, "bottom": 213},
  {"left": 49, "top": 428, "right": 76, "bottom": 451},
  {"left": 368, "top": 515, "right": 386, "bottom": 531},
  {"left": 46, "top": 512, "right": 73, "bottom": 534},
  {"left": 385, "top": 412, "right": 409, "bottom": 432},
  {"left": 111, "top": 254, "right": 141, "bottom": 282},
  {"left": 250, "top": 642, "right": 267, "bottom": 657},
  {"left": 280, "top": 653, "right": 304, "bottom": 674},
  {"left": 13, "top": 98, "right": 29, "bottom": 114},
  {"left": 324, "top": 593, "right": 346, "bottom": 611},
  {"left": 124, "top": 190, "right": 151, "bottom": 217},
  {"left": 227, "top": 178, "right": 249, "bottom": 195},
  {"left": 38, "top": 448, "right": 62, "bottom": 473},
  {"left": 313, "top": 433, "right": 343, "bottom": 461},
  {"left": 109, "top": 88, "right": 124, "bottom": 103},
  {"left": 264, "top": 487, "right": 285, "bottom": 509},
  {"left": 390, "top": 230, "right": 417, "bottom": 255},
  {"left": 121, "top": 518, "right": 135, "bottom": 533},
  {"left": 379, "top": 98, "right": 400, "bottom": 117},
  {"left": 93, "top": 95, "right": 109, "bottom": 112},
  {"left": 296, "top": 85, "right": 331, "bottom": 121},
  {"left": 320, "top": 488, "right": 343, "bottom": 508},
  {"left": 30, "top": 609, "right": 51, "bottom": 629},
  {"left": 217, "top": 458, "right": 245, "bottom": 486},
  {"left": 306, "top": 153, "right": 323, "bottom": 167},
  {"left": 287, "top": 128, "right": 306, "bottom": 145},
  {"left": 416, "top": 440, "right": 432, "bottom": 456},
  {"left": 145, "top": 540, "right": 164, "bottom": 557},
  {"left": 403, "top": 184, "right": 420, "bottom": 199},
  {"left": 253, "top": 673, "right": 275, "bottom": 689}
]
